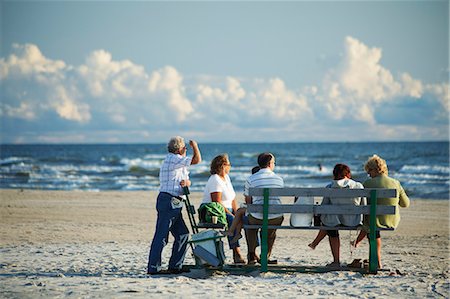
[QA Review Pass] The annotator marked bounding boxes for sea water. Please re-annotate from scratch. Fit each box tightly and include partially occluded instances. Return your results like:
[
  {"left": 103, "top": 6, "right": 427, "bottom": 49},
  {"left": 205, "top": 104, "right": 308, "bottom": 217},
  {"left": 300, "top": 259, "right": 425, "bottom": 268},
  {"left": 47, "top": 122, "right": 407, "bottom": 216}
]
[{"left": 0, "top": 142, "right": 448, "bottom": 199}]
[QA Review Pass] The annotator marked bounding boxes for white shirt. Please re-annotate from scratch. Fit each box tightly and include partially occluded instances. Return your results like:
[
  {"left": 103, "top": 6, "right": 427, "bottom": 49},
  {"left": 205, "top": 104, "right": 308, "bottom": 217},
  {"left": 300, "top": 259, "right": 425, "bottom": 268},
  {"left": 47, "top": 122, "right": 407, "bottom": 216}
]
[
  {"left": 244, "top": 168, "right": 284, "bottom": 219},
  {"left": 159, "top": 153, "right": 192, "bottom": 196},
  {"left": 201, "top": 174, "right": 236, "bottom": 210},
  {"left": 320, "top": 178, "right": 366, "bottom": 227}
]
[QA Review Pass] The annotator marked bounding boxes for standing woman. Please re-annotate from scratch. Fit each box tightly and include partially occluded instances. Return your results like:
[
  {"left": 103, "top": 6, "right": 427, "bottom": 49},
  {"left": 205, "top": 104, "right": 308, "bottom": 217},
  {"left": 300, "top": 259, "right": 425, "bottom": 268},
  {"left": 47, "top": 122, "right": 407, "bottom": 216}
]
[
  {"left": 147, "top": 136, "right": 202, "bottom": 275},
  {"left": 201, "top": 154, "right": 245, "bottom": 264},
  {"left": 353, "top": 154, "right": 410, "bottom": 269}
]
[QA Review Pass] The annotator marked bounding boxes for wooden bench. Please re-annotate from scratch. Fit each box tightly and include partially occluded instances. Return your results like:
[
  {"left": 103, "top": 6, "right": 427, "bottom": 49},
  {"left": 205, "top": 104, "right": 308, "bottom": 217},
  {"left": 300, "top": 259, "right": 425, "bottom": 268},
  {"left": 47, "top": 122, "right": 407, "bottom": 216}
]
[{"left": 244, "top": 187, "right": 397, "bottom": 274}]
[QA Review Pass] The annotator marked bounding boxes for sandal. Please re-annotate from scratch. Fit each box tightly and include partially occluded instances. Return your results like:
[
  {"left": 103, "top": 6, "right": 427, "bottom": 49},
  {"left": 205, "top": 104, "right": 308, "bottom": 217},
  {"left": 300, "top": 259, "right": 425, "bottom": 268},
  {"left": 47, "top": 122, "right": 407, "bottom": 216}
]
[
  {"left": 325, "top": 262, "right": 341, "bottom": 269},
  {"left": 347, "top": 258, "right": 362, "bottom": 268}
]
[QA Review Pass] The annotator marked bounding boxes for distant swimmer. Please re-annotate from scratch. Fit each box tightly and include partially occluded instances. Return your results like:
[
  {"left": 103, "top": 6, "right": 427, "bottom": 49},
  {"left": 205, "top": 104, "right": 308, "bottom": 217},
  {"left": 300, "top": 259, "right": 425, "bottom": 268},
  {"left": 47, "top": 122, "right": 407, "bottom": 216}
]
[{"left": 318, "top": 163, "right": 323, "bottom": 171}]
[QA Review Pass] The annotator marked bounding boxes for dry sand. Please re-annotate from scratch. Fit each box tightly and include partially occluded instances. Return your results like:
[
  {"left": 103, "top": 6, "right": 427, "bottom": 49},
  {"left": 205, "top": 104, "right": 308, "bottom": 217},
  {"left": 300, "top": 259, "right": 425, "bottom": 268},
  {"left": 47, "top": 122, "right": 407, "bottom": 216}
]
[{"left": 0, "top": 189, "right": 448, "bottom": 298}]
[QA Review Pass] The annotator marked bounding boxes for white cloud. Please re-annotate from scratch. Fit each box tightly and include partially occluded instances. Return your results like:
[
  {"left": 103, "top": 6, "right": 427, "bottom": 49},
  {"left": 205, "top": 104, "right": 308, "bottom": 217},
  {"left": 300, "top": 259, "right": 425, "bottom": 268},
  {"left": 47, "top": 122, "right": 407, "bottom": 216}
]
[
  {"left": 315, "top": 36, "right": 447, "bottom": 127},
  {"left": 400, "top": 73, "right": 423, "bottom": 98},
  {"left": 425, "top": 82, "right": 450, "bottom": 112},
  {"left": 1, "top": 101, "right": 36, "bottom": 120},
  {"left": 247, "top": 77, "right": 312, "bottom": 122},
  {"left": 0, "top": 40, "right": 448, "bottom": 143},
  {"left": 339, "top": 36, "right": 401, "bottom": 101},
  {"left": 191, "top": 76, "right": 312, "bottom": 128},
  {"left": 78, "top": 50, "right": 148, "bottom": 98},
  {"left": 0, "top": 44, "right": 92, "bottom": 123},
  {"left": 3, "top": 43, "right": 66, "bottom": 77},
  {"left": 148, "top": 66, "right": 193, "bottom": 122},
  {"left": 50, "top": 86, "right": 91, "bottom": 122}
]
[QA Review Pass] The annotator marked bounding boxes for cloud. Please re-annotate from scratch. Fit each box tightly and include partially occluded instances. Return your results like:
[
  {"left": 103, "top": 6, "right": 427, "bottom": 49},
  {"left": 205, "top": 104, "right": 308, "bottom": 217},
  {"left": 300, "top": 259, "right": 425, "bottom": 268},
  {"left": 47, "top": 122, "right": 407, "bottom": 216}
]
[
  {"left": 50, "top": 85, "right": 91, "bottom": 122},
  {"left": 2, "top": 101, "right": 36, "bottom": 120},
  {"left": 78, "top": 49, "right": 148, "bottom": 99},
  {"left": 0, "top": 38, "right": 448, "bottom": 143},
  {"left": 425, "top": 82, "right": 449, "bottom": 112},
  {"left": 0, "top": 43, "right": 90, "bottom": 123},
  {"left": 339, "top": 36, "right": 401, "bottom": 101},
  {"left": 0, "top": 43, "right": 66, "bottom": 79},
  {"left": 148, "top": 66, "right": 193, "bottom": 122},
  {"left": 314, "top": 36, "right": 448, "bottom": 127}
]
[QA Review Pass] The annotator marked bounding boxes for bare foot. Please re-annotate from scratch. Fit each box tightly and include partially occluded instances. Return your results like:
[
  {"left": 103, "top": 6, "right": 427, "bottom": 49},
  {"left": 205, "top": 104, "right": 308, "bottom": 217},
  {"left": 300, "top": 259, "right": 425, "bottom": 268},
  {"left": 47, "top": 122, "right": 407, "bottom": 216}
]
[{"left": 308, "top": 243, "right": 316, "bottom": 250}]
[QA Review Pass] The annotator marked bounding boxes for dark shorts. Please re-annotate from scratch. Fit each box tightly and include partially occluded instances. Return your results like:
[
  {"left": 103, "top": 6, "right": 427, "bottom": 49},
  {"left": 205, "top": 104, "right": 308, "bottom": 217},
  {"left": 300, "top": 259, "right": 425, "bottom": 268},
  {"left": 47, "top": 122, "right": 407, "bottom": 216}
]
[
  {"left": 367, "top": 231, "right": 381, "bottom": 239},
  {"left": 327, "top": 230, "right": 339, "bottom": 238}
]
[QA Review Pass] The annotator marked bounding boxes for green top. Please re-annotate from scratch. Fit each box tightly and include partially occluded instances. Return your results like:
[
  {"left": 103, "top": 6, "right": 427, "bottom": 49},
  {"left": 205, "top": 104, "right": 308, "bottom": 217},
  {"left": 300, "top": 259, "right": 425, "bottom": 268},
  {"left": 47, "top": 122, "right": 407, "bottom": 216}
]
[{"left": 363, "top": 174, "right": 410, "bottom": 229}]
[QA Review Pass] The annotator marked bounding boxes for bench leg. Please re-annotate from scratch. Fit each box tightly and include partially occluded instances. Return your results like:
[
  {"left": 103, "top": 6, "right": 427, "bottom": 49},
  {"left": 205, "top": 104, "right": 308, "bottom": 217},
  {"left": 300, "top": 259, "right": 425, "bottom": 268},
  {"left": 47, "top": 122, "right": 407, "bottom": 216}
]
[
  {"left": 369, "top": 237, "right": 378, "bottom": 273},
  {"left": 368, "top": 190, "right": 378, "bottom": 274},
  {"left": 261, "top": 188, "right": 269, "bottom": 272}
]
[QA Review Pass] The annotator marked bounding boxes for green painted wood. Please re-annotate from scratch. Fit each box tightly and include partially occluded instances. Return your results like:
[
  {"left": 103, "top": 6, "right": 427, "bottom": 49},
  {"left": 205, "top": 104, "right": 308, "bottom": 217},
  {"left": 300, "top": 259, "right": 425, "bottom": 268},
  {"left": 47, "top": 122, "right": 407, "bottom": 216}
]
[
  {"left": 369, "top": 190, "right": 378, "bottom": 274},
  {"left": 246, "top": 204, "right": 395, "bottom": 215},
  {"left": 248, "top": 187, "right": 397, "bottom": 198},
  {"left": 261, "top": 188, "right": 270, "bottom": 272},
  {"left": 243, "top": 225, "right": 394, "bottom": 231}
]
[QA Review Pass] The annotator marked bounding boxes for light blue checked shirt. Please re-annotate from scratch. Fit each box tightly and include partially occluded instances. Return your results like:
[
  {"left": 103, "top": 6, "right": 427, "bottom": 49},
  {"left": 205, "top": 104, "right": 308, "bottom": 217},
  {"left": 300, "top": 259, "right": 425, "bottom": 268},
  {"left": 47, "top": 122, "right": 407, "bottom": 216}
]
[{"left": 159, "top": 153, "right": 192, "bottom": 197}]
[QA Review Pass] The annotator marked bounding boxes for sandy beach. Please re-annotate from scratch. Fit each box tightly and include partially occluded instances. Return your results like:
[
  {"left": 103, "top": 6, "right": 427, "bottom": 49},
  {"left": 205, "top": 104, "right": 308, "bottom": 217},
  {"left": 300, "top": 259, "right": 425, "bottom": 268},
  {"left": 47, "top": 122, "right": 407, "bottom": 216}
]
[{"left": 0, "top": 189, "right": 448, "bottom": 298}]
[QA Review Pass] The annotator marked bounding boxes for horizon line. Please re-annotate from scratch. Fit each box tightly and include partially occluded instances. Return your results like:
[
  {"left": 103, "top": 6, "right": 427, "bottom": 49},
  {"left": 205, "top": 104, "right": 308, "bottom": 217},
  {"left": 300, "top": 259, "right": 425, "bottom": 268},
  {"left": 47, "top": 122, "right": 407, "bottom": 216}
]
[{"left": 1, "top": 140, "right": 449, "bottom": 146}]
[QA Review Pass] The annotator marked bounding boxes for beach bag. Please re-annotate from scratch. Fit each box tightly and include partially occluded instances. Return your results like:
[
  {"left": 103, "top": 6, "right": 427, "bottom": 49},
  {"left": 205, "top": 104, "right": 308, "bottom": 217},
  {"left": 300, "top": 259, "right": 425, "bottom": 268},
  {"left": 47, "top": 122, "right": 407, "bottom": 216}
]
[
  {"left": 290, "top": 197, "right": 314, "bottom": 227},
  {"left": 198, "top": 202, "right": 227, "bottom": 227}
]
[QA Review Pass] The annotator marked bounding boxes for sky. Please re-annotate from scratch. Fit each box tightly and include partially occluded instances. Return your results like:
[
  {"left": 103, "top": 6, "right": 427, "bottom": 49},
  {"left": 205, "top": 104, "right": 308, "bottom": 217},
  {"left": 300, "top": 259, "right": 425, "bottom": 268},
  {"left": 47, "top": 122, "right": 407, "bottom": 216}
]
[{"left": 0, "top": 0, "right": 449, "bottom": 144}]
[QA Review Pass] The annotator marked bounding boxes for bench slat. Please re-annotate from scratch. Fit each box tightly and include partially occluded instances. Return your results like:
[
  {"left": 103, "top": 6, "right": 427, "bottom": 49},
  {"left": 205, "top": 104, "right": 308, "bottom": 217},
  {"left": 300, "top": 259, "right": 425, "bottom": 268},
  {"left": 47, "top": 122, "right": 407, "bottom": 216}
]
[
  {"left": 248, "top": 187, "right": 397, "bottom": 198},
  {"left": 243, "top": 225, "right": 394, "bottom": 231},
  {"left": 246, "top": 204, "right": 396, "bottom": 215}
]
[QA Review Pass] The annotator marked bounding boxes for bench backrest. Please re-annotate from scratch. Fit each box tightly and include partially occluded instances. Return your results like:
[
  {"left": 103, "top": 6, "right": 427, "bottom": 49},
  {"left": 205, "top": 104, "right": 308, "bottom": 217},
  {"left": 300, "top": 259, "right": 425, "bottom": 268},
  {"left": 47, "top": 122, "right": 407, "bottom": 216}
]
[
  {"left": 247, "top": 204, "right": 395, "bottom": 215},
  {"left": 248, "top": 187, "right": 396, "bottom": 198},
  {"left": 247, "top": 187, "right": 397, "bottom": 215}
]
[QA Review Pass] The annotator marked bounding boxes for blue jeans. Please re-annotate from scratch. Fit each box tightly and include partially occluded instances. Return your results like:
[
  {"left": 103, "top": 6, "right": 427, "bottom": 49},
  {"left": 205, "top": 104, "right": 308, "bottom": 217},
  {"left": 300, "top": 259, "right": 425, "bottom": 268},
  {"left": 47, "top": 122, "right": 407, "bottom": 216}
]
[
  {"left": 226, "top": 213, "right": 240, "bottom": 249},
  {"left": 147, "top": 192, "right": 190, "bottom": 273}
]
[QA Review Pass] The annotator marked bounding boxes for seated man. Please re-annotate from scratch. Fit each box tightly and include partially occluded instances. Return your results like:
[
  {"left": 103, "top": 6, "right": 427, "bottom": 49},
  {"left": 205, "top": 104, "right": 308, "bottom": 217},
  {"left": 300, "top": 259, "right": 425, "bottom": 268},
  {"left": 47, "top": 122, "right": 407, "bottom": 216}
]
[{"left": 244, "top": 152, "right": 284, "bottom": 264}]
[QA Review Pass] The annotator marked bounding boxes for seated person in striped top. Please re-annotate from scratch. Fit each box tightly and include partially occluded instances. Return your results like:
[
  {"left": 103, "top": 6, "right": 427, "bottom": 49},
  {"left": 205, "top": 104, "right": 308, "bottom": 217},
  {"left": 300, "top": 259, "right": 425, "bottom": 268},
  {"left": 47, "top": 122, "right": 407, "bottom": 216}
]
[{"left": 244, "top": 153, "right": 284, "bottom": 265}]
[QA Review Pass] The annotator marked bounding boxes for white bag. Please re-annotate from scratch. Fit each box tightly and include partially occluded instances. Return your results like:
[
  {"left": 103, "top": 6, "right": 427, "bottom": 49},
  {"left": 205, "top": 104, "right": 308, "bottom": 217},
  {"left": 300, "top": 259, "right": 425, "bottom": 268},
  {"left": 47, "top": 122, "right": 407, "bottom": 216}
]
[{"left": 290, "top": 197, "right": 314, "bottom": 227}]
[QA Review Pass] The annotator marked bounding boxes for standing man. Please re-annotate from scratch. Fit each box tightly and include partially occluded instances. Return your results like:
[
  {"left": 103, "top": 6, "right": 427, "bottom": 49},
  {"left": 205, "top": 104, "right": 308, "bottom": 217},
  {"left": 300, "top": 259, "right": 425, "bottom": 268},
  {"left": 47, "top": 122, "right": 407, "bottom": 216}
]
[
  {"left": 147, "top": 136, "right": 202, "bottom": 275},
  {"left": 244, "top": 152, "right": 284, "bottom": 264}
]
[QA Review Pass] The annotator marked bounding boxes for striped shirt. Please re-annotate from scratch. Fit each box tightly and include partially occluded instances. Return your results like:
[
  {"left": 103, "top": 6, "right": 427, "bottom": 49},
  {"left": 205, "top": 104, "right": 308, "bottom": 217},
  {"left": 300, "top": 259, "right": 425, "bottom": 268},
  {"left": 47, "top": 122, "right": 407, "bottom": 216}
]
[
  {"left": 159, "top": 153, "right": 192, "bottom": 196},
  {"left": 244, "top": 168, "right": 284, "bottom": 219}
]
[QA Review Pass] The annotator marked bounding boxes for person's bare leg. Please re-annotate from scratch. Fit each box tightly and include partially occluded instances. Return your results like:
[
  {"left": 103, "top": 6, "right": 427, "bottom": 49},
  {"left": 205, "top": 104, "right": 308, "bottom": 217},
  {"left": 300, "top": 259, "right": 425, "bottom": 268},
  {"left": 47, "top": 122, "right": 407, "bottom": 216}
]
[
  {"left": 233, "top": 247, "right": 245, "bottom": 264},
  {"left": 227, "top": 217, "right": 239, "bottom": 236},
  {"left": 230, "top": 221, "right": 243, "bottom": 243},
  {"left": 377, "top": 237, "right": 382, "bottom": 269},
  {"left": 328, "top": 236, "right": 340, "bottom": 264},
  {"left": 351, "top": 230, "right": 367, "bottom": 248},
  {"left": 308, "top": 230, "right": 327, "bottom": 249},
  {"left": 227, "top": 208, "right": 246, "bottom": 236}
]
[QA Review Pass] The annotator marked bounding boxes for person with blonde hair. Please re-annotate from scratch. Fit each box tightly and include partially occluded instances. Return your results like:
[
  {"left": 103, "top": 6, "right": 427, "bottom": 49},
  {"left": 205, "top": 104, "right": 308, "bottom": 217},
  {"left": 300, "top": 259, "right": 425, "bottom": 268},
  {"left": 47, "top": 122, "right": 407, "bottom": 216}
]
[{"left": 352, "top": 154, "right": 410, "bottom": 269}]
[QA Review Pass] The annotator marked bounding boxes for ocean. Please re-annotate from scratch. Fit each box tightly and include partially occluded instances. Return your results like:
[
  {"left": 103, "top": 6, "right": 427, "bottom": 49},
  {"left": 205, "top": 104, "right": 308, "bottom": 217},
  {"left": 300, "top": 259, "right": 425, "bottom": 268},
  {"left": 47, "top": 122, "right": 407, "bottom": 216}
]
[{"left": 0, "top": 142, "right": 448, "bottom": 200}]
